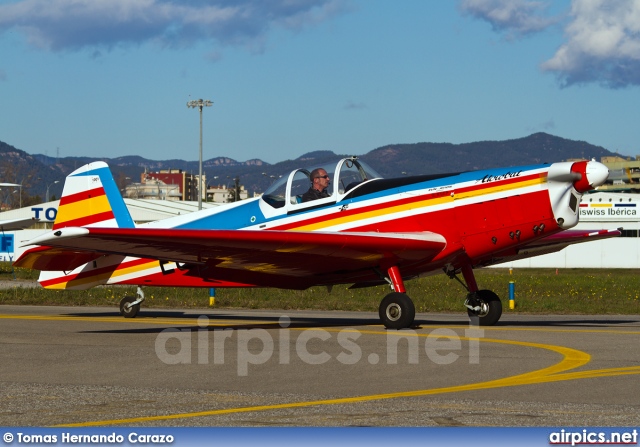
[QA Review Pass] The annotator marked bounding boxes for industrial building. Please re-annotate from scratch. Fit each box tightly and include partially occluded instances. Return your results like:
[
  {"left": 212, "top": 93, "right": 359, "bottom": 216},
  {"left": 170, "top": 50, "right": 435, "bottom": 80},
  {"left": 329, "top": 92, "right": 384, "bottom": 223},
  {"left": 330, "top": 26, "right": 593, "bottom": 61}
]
[
  {"left": 123, "top": 169, "right": 204, "bottom": 202},
  {"left": 121, "top": 168, "right": 250, "bottom": 203},
  {"left": 597, "top": 155, "right": 640, "bottom": 192}
]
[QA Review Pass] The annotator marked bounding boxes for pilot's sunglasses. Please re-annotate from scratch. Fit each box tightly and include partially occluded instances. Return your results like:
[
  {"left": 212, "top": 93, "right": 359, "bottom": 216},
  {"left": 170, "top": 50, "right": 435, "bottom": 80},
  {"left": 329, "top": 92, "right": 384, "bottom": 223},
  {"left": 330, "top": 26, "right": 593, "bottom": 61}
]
[{"left": 315, "top": 175, "right": 330, "bottom": 179}]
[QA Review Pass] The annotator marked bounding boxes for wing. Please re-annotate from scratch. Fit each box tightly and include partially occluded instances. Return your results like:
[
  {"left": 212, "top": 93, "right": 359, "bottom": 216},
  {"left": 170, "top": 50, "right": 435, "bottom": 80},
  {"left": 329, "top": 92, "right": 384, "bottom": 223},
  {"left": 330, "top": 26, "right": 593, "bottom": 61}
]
[
  {"left": 16, "top": 227, "right": 447, "bottom": 288},
  {"left": 0, "top": 217, "right": 39, "bottom": 231},
  {"left": 482, "top": 228, "right": 622, "bottom": 266}
]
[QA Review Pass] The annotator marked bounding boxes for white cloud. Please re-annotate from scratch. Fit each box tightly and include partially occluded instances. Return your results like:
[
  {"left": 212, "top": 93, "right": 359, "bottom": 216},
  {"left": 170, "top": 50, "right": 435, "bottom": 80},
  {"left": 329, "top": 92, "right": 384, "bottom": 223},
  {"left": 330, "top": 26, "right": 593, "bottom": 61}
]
[
  {"left": 527, "top": 118, "right": 556, "bottom": 133},
  {"left": 0, "top": 0, "right": 350, "bottom": 53},
  {"left": 458, "top": 0, "right": 558, "bottom": 38},
  {"left": 541, "top": 0, "right": 640, "bottom": 88}
]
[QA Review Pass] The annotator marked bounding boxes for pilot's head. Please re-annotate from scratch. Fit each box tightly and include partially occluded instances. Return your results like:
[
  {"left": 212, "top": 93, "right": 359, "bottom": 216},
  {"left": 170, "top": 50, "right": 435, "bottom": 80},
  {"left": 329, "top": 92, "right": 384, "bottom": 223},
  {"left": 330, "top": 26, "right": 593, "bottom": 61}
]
[{"left": 310, "top": 168, "right": 330, "bottom": 191}]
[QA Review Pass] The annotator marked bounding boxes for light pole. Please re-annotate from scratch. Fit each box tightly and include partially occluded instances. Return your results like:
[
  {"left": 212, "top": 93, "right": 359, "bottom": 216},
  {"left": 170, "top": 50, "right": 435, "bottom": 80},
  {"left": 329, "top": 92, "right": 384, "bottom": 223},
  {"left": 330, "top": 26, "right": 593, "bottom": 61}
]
[
  {"left": 187, "top": 98, "right": 213, "bottom": 210},
  {"left": 46, "top": 180, "right": 59, "bottom": 202},
  {"left": 0, "top": 182, "right": 21, "bottom": 209},
  {"left": 165, "top": 186, "right": 178, "bottom": 201}
]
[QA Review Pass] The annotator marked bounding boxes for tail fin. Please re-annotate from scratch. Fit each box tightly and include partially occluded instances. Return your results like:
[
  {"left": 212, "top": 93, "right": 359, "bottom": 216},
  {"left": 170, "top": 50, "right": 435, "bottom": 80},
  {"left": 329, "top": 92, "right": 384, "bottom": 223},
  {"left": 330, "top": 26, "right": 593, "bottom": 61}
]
[
  {"left": 14, "top": 162, "right": 135, "bottom": 283},
  {"left": 53, "top": 162, "right": 135, "bottom": 230}
]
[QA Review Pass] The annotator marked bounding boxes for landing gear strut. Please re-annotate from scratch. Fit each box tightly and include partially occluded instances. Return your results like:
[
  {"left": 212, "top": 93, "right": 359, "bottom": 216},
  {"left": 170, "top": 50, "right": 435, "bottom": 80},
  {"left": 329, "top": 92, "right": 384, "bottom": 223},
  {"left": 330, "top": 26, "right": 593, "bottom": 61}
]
[
  {"left": 119, "top": 287, "right": 145, "bottom": 318},
  {"left": 378, "top": 266, "right": 415, "bottom": 329}
]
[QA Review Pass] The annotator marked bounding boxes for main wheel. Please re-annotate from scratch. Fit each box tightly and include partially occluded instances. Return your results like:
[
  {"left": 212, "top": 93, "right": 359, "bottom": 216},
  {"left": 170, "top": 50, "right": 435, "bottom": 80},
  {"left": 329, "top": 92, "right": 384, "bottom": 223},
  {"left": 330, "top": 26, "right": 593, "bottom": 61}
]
[
  {"left": 379, "top": 292, "right": 415, "bottom": 329},
  {"left": 467, "top": 290, "right": 502, "bottom": 326},
  {"left": 119, "top": 296, "right": 140, "bottom": 318}
]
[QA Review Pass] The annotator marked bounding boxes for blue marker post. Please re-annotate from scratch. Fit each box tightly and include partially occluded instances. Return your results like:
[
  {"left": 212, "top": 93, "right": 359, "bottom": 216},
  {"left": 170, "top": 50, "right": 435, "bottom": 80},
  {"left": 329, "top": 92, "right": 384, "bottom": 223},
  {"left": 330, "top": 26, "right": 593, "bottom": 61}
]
[
  {"left": 508, "top": 281, "right": 515, "bottom": 310},
  {"left": 209, "top": 288, "right": 216, "bottom": 307}
]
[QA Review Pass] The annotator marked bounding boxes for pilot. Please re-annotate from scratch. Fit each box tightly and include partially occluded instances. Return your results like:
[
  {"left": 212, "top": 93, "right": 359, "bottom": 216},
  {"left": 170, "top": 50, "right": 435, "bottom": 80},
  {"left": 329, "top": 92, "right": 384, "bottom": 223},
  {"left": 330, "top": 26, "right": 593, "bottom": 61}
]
[{"left": 301, "top": 168, "right": 331, "bottom": 202}]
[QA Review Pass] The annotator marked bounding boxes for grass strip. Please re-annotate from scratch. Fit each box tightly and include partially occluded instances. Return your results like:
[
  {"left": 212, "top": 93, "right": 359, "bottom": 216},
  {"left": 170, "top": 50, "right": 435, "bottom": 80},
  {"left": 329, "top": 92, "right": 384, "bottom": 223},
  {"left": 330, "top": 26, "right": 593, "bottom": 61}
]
[{"left": 2, "top": 263, "right": 639, "bottom": 314}]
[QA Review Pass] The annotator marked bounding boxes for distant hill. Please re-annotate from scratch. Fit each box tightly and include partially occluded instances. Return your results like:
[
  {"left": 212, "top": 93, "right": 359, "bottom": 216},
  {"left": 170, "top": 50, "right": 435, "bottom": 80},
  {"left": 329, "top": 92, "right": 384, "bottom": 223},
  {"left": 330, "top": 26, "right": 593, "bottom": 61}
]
[
  {"left": 0, "top": 133, "right": 618, "bottom": 201},
  {"left": 359, "top": 133, "right": 613, "bottom": 177}
]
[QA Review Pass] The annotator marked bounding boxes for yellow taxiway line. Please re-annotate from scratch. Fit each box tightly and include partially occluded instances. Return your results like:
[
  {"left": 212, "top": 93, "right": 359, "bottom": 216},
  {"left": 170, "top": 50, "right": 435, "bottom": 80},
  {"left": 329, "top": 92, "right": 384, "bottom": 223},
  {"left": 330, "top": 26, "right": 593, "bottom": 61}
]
[
  {"left": 38, "top": 323, "right": 638, "bottom": 427},
  {"left": 2, "top": 312, "right": 638, "bottom": 426}
]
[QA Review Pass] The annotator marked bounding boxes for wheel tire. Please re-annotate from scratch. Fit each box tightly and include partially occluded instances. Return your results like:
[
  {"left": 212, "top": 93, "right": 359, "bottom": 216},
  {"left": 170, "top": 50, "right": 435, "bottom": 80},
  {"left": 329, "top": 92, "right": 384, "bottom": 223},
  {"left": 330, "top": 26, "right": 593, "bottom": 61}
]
[
  {"left": 379, "top": 292, "right": 416, "bottom": 329},
  {"left": 119, "top": 296, "right": 140, "bottom": 318},
  {"left": 467, "top": 290, "right": 502, "bottom": 326}
]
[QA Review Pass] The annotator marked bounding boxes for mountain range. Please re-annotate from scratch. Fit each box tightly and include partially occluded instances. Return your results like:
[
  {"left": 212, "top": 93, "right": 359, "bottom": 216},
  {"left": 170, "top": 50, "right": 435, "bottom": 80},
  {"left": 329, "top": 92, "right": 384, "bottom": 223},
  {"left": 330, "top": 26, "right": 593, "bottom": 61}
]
[{"left": 0, "top": 132, "right": 619, "bottom": 203}]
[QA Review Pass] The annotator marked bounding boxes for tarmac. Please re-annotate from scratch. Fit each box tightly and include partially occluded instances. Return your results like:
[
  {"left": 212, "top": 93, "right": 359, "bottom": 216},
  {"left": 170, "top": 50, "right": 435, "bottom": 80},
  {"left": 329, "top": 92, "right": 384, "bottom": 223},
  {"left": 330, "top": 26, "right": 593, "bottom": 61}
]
[
  {"left": 1, "top": 304, "right": 639, "bottom": 427},
  {"left": 0, "top": 279, "right": 40, "bottom": 288}
]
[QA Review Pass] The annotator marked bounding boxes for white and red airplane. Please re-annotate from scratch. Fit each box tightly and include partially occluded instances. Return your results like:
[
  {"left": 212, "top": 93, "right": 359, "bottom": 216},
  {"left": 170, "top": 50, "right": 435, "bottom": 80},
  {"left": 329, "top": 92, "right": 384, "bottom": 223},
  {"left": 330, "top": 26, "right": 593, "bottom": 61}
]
[{"left": 14, "top": 156, "right": 618, "bottom": 328}]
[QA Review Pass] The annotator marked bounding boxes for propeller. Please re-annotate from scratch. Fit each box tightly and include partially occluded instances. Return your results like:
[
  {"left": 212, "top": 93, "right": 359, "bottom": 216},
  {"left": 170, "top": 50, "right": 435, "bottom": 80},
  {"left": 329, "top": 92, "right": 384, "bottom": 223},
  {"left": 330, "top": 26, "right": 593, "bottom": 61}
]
[{"left": 547, "top": 159, "right": 609, "bottom": 192}]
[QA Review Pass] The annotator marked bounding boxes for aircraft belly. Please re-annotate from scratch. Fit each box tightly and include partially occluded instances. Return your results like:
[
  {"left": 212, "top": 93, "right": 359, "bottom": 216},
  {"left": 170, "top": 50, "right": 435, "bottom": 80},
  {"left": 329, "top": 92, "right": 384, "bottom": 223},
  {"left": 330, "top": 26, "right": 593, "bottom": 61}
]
[{"left": 115, "top": 269, "right": 257, "bottom": 288}]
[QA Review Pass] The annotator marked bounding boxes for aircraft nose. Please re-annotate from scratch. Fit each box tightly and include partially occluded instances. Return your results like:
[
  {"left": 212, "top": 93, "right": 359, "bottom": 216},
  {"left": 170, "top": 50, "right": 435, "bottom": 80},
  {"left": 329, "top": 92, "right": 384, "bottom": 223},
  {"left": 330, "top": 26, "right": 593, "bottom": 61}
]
[{"left": 585, "top": 159, "right": 609, "bottom": 188}]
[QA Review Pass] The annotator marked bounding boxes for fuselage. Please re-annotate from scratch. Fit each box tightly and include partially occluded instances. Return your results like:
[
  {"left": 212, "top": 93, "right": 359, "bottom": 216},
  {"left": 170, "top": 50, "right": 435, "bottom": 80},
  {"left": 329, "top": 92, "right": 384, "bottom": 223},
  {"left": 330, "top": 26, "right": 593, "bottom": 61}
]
[{"left": 35, "top": 158, "right": 603, "bottom": 290}]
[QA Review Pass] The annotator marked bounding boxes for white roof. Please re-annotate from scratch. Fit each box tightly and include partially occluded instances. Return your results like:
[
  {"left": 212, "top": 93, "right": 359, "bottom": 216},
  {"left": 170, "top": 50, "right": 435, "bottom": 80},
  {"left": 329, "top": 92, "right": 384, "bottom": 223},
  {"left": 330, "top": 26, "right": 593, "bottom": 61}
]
[
  {"left": 0, "top": 199, "right": 220, "bottom": 224},
  {"left": 124, "top": 199, "right": 220, "bottom": 222}
]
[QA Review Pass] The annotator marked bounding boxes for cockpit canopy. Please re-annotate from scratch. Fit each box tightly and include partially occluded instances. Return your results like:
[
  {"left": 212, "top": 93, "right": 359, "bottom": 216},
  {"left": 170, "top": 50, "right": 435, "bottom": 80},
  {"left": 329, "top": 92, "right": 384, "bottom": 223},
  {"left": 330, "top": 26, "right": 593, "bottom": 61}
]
[{"left": 262, "top": 157, "right": 383, "bottom": 209}]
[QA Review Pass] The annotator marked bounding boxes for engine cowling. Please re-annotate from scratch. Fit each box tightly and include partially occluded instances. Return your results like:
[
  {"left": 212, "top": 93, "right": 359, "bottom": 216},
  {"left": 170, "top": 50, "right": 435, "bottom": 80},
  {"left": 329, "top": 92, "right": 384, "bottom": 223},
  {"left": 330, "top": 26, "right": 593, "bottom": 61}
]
[{"left": 547, "top": 159, "right": 609, "bottom": 229}]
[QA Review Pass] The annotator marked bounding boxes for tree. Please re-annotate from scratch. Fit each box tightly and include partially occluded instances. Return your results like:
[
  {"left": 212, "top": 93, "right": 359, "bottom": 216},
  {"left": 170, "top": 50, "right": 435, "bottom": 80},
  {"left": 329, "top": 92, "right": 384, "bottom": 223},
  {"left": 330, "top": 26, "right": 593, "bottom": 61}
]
[{"left": 226, "top": 176, "right": 241, "bottom": 203}]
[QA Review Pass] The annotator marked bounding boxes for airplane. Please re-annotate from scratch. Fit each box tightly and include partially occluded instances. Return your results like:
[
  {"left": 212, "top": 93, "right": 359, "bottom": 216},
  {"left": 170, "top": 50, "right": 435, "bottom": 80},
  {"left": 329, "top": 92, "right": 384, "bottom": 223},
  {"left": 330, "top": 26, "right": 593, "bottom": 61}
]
[
  {"left": 0, "top": 217, "right": 40, "bottom": 232},
  {"left": 13, "top": 156, "right": 619, "bottom": 329}
]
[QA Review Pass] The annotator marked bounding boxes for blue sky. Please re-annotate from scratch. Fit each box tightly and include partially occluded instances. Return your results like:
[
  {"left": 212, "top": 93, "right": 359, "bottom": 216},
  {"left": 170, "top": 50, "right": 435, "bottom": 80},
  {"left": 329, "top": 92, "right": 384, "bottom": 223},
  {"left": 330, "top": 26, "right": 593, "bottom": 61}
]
[{"left": 1, "top": 0, "right": 639, "bottom": 164}]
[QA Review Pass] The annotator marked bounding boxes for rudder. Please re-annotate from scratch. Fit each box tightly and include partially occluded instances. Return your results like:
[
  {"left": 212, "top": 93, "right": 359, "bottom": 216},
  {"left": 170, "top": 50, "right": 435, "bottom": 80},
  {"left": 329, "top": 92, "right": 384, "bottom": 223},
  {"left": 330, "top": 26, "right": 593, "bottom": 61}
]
[{"left": 53, "top": 162, "right": 135, "bottom": 230}]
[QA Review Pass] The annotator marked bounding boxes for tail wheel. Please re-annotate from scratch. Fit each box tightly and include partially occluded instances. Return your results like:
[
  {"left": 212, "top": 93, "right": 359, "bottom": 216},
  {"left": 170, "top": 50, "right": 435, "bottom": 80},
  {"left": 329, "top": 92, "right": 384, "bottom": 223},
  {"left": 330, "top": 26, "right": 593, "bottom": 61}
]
[
  {"left": 120, "top": 296, "right": 140, "bottom": 318},
  {"left": 379, "top": 292, "right": 415, "bottom": 329},
  {"left": 467, "top": 290, "right": 502, "bottom": 326}
]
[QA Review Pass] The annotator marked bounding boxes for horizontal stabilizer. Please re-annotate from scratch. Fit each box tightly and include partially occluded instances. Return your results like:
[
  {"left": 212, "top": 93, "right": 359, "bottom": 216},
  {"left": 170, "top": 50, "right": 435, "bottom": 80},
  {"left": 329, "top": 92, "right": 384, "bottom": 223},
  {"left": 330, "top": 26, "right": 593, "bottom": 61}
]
[
  {"left": 486, "top": 228, "right": 622, "bottom": 266},
  {"left": 13, "top": 245, "right": 102, "bottom": 271}
]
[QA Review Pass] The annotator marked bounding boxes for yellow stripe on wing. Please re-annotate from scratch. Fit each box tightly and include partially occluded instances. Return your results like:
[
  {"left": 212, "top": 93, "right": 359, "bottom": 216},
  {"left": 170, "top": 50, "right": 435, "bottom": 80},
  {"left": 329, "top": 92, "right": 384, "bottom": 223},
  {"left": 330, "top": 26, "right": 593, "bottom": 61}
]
[
  {"left": 42, "top": 260, "right": 161, "bottom": 290},
  {"left": 109, "top": 260, "right": 162, "bottom": 280}
]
